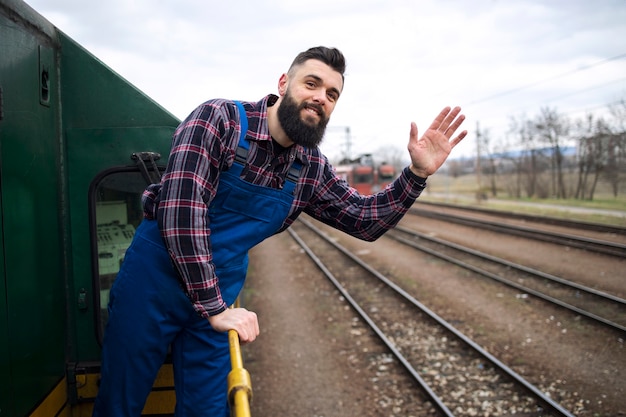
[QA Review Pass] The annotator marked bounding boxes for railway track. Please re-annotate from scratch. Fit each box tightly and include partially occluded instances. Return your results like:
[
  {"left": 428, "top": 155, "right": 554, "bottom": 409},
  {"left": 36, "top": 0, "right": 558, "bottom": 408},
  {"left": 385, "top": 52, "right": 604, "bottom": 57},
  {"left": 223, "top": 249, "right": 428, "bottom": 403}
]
[
  {"left": 387, "top": 225, "right": 626, "bottom": 335},
  {"left": 414, "top": 201, "right": 626, "bottom": 236},
  {"left": 410, "top": 203, "right": 626, "bottom": 258},
  {"left": 289, "top": 217, "right": 577, "bottom": 417}
]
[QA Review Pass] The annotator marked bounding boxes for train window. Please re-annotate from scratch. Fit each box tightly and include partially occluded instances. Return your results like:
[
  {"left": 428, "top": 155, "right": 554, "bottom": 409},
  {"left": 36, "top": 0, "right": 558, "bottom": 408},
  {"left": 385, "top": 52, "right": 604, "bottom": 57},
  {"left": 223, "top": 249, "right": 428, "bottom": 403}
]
[
  {"left": 354, "top": 172, "right": 374, "bottom": 183},
  {"left": 89, "top": 168, "right": 158, "bottom": 340},
  {"left": 378, "top": 169, "right": 395, "bottom": 181}
]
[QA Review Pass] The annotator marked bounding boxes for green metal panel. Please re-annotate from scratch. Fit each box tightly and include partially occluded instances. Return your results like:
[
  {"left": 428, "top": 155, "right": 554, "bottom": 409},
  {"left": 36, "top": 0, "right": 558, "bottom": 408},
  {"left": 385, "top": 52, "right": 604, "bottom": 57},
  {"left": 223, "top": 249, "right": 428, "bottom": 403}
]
[
  {"left": 58, "top": 31, "right": 179, "bottom": 130},
  {"left": 1, "top": 0, "right": 179, "bottom": 413},
  {"left": 66, "top": 126, "right": 174, "bottom": 360},
  {"left": 0, "top": 2, "right": 66, "bottom": 415},
  {"left": 57, "top": 27, "right": 178, "bottom": 363},
  {"left": 0, "top": 167, "right": 9, "bottom": 417}
]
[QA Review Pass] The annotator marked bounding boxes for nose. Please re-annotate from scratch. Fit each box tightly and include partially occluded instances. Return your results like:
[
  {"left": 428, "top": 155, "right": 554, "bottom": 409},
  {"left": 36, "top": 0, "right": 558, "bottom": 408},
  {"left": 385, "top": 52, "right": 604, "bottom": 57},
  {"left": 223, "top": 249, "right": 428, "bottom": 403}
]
[{"left": 311, "top": 88, "right": 327, "bottom": 105}]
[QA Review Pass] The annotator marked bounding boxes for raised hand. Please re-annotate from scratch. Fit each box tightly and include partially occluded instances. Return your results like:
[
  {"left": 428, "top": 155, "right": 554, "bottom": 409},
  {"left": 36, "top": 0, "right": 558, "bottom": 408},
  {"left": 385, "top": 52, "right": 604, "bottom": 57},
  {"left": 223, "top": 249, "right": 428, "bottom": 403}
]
[{"left": 407, "top": 106, "right": 467, "bottom": 179}]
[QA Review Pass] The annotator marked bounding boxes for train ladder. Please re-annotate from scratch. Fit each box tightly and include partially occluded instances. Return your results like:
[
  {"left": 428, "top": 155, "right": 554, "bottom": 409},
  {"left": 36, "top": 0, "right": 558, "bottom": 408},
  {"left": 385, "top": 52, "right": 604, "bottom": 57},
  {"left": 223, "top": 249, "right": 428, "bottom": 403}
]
[{"left": 228, "top": 303, "right": 253, "bottom": 417}]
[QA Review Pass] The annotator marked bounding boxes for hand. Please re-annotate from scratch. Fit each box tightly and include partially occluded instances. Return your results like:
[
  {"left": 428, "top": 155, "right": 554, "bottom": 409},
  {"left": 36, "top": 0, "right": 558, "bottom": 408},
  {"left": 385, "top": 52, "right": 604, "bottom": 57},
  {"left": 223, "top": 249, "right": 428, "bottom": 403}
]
[
  {"left": 407, "top": 106, "right": 467, "bottom": 178},
  {"left": 208, "top": 307, "right": 260, "bottom": 344}
]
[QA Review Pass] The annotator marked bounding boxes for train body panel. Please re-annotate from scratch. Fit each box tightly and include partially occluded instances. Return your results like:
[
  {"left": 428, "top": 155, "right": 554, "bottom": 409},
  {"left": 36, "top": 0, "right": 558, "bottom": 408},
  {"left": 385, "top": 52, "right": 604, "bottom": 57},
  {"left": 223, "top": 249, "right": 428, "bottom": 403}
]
[
  {"left": 334, "top": 157, "right": 397, "bottom": 195},
  {"left": 377, "top": 163, "right": 396, "bottom": 189},
  {"left": 1, "top": 1, "right": 179, "bottom": 414},
  {"left": 1, "top": 2, "right": 66, "bottom": 414}
]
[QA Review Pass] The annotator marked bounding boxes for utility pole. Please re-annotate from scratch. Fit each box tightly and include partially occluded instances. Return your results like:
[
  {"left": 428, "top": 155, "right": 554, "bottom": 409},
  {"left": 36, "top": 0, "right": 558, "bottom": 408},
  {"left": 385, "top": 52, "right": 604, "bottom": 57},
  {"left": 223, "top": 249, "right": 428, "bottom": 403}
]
[
  {"left": 475, "top": 121, "right": 482, "bottom": 202},
  {"left": 344, "top": 126, "right": 352, "bottom": 160},
  {"left": 324, "top": 126, "right": 353, "bottom": 162}
]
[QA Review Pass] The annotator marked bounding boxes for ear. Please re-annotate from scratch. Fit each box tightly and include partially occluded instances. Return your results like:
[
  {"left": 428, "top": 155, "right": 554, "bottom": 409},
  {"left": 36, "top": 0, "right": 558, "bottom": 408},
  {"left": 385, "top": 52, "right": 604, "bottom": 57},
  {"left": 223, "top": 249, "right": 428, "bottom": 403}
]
[{"left": 278, "top": 73, "right": 288, "bottom": 96}]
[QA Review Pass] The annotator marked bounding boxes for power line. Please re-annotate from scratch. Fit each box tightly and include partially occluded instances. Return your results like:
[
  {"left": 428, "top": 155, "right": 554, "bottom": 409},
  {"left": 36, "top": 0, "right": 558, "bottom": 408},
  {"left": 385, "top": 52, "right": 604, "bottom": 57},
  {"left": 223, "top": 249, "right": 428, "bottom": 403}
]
[
  {"left": 468, "top": 99, "right": 625, "bottom": 141},
  {"left": 542, "top": 77, "right": 626, "bottom": 104},
  {"left": 466, "top": 53, "right": 626, "bottom": 106}
]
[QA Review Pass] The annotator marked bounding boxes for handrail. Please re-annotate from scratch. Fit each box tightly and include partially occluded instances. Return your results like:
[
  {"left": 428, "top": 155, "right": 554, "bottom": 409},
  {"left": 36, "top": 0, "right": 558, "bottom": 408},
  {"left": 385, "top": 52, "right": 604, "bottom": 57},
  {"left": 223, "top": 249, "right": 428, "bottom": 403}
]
[{"left": 227, "top": 303, "right": 252, "bottom": 417}]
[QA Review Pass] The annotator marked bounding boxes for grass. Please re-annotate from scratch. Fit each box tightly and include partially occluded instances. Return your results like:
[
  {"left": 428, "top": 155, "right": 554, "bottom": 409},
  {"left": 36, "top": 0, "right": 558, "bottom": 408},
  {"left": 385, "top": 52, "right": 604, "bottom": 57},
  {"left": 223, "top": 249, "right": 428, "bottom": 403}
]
[{"left": 423, "top": 173, "right": 626, "bottom": 227}]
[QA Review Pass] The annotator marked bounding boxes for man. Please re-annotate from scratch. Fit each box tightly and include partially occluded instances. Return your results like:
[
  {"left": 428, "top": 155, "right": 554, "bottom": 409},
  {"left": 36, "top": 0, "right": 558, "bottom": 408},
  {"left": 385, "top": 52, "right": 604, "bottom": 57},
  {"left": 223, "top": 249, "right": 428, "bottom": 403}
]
[{"left": 93, "top": 46, "right": 467, "bottom": 416}]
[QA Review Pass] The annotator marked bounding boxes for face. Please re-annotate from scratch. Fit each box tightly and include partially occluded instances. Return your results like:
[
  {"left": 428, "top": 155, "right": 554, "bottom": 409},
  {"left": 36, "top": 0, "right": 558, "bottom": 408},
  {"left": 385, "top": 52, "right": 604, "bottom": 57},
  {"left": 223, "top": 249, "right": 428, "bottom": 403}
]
[{"left": 276, "top": 59, "right": 343, "bottom": 148}]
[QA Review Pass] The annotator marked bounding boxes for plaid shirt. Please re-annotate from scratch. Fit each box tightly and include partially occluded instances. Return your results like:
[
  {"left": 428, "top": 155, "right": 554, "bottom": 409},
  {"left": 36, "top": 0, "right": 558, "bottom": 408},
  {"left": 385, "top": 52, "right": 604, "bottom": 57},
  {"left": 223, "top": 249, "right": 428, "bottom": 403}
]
[{"left": 143, "top": 95, "right": 427, "bottom": 318}]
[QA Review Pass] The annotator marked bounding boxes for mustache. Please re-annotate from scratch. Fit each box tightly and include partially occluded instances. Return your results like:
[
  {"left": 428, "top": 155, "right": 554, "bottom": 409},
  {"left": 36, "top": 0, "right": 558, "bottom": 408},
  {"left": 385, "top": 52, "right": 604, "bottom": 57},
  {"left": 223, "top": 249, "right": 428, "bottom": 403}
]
[{"left": 302, "top": 102, "right": 325, "bottom": 117}]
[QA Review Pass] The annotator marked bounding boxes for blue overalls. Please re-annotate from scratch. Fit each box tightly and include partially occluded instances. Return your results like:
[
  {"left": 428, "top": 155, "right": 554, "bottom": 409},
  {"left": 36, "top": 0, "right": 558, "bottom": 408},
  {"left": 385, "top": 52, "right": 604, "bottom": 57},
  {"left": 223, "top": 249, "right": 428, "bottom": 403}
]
[{"left": 93, "top": 102, "right": 301, "bottom": 417}]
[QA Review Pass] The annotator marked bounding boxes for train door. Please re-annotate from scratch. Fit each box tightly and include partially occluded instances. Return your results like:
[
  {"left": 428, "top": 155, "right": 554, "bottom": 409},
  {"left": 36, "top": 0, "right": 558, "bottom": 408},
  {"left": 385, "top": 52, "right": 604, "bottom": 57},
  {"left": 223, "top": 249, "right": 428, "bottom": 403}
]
[
  {"left": 65, "top": 127, "right": 175, "bottom": 416},
  {"left": 89, "top": 166, "right": 157, "bottom": 340}
]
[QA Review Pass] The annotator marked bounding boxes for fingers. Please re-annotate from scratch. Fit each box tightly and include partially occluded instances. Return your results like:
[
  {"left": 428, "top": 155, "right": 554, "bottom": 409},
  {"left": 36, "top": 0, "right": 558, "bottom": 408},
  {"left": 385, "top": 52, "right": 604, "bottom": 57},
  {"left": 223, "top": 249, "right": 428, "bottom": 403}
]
[
  {"left": 450, "top": 130, "right": 468, "bottom": 148},
  {"left": 238, "top": 312, "right": 260, "bottom": 344},
  {"left": 233, "top": 308, "right": 259, "bottom": 343},
  {"left": 209, "top": 307, "right": 260, "bottom": 343},
  {"left": 444, "top": 109, "right": 465, "bottom": 136},
  {"left": 409, "top": 121, "right": 418, "bottom": 141},
  {"left": 428, "top": 106, "right": 465, "bottom": 139}
]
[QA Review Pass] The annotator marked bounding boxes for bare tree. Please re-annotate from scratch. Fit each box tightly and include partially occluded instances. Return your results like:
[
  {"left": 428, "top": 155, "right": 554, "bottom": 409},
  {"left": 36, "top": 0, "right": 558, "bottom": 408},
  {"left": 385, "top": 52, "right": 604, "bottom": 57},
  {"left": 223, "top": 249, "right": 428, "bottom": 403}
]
[
  {"left": 609, "top": 98, "right": 626, "bottom": 131},
  {"left": 476, "top": 125, "right": 499, "bottom": 197},
  {"left": 476, "top": 97, "right": 626, "bottom": 201},
  {"left": 534, "top": 107, "right": 570, "bottom": 199},
  {"left": 604, "top": 132, "right": 624, "bottom": 197},
  {"left": 574, "top": 114, "right": 608, "bottom": 200},
  {"left": 509, "top": 114, "right": 546, "bottom": 198},
  {"left": 607, "top": 99, "right": 626, "bottom": 197},
  {"left": 572, "top": 100, "right": 626, "bottom": 200}
]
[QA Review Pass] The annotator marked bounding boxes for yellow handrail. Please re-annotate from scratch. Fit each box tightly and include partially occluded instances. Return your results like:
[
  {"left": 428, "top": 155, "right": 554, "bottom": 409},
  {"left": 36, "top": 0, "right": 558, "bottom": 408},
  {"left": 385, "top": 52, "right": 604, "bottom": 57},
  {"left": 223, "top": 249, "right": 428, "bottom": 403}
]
[{"left": 227, "top": 303, "right": 252, "bottom": 417}]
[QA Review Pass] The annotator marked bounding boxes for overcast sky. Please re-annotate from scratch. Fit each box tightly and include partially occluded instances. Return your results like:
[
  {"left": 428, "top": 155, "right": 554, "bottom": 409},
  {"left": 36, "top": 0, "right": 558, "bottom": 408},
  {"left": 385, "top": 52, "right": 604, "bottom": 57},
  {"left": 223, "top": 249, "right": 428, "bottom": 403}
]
[{"left": 24, "top": 0, "right": 626, "bottom": 163}]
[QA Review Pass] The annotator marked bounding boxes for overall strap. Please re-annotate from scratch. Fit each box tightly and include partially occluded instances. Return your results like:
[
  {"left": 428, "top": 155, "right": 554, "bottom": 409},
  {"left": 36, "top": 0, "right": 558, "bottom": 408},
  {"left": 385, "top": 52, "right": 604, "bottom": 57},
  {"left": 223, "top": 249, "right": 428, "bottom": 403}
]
[
  {"left": 287, "top": 161, "right": 302, "bottom": 183},
  {"left": 234, "top": 101, "right": 249, "bottom": 164},
  {"left": 233, "top": 100, "right": 302, "bottom": 185}
]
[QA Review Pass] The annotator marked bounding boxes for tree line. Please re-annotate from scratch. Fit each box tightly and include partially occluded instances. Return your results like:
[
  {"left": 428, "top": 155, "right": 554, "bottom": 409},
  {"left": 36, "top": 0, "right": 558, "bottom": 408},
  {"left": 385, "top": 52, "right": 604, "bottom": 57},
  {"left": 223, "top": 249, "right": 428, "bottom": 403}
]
[{"left": 448, "top": 99, "right": 626, "bottom": 201}]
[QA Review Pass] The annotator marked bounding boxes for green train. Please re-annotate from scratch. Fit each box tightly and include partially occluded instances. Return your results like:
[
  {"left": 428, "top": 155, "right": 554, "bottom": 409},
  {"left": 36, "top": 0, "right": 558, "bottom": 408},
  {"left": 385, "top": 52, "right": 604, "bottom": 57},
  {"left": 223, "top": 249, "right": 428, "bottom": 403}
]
[{"left": 1, "top": 0, "right": 182, "bottom": 414}]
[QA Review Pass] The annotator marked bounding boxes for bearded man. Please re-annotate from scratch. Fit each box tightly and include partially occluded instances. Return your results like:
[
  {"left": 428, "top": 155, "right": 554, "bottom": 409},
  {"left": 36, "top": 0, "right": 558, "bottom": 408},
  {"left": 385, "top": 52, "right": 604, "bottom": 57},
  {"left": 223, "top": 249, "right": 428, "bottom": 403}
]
[{"left": 94, "top": 46, "right": 467, "bottom": 417}]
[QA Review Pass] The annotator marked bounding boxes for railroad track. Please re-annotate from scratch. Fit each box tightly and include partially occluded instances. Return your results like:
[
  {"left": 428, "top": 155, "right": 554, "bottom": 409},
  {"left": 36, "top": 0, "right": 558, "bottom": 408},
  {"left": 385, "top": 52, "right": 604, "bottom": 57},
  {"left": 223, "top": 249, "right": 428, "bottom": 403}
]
[
  {"left": 409, "top": 205, "right": 626, "bottom": 258},
  {"left": 387, "top": 225, "right": 626, "bottom": 335},
  {"left": 414, "top": 201, "right": 626, "bottom": 236},
  {"left": 289, "top": 217, "right": 577, "bottom": 417}
]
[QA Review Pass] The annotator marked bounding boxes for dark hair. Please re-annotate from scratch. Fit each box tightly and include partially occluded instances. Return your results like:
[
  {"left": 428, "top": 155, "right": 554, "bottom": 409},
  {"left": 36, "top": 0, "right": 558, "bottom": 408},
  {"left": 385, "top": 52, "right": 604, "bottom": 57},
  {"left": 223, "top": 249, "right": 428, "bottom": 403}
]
[{"left": 288, "top": 46, "right": 346, "bottom": 82}]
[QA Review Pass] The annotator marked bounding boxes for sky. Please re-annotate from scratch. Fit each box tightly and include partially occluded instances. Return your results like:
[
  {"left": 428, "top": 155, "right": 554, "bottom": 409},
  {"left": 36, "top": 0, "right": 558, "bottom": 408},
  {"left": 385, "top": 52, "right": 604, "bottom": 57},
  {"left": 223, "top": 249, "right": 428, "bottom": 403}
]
[{"left": 23, "top": 0, "right": 626, "bottom": 164}]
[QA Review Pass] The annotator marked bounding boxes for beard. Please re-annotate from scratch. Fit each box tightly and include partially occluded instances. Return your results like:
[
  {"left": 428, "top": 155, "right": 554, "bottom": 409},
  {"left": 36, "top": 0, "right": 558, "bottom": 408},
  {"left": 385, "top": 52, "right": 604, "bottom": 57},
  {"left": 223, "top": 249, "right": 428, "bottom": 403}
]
[{"left": 277, "top": 90, "right": 329, "bottom": 148}]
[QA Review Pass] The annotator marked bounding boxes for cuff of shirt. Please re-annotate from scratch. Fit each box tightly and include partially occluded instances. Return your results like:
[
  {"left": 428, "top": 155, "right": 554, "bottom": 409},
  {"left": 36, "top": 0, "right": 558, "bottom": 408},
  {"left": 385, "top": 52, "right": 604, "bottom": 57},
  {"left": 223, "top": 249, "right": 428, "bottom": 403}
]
[
  {"left": 403, "top": 166, "right": 427, "bottom": 186},
  {"left": 193, "top": 297, "right": 228, "bottom": 320}
]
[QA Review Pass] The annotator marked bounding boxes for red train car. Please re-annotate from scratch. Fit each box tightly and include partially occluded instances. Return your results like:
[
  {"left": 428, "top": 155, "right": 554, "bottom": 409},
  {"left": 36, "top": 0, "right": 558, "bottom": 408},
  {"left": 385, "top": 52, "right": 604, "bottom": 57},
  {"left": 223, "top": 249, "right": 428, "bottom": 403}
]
[
  {"left": 334, "top": 155, "right": 396, "bottom": 195},
  {"left": 376, "top": 163, "right": 396, "bottom": 189},
  {"left": 352, "top": 164, "right": 376, "bottom": 194}
]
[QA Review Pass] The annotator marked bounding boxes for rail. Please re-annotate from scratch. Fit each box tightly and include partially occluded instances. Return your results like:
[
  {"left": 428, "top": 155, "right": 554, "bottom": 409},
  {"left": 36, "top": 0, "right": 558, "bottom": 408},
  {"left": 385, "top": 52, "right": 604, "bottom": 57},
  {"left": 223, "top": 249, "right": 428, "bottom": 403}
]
[
  {"left": 291, "top": 217, "right": 577, "bottom": 417},
  {"left": 414, "top": 201, "right": 626, "bottom": 235},
  {"left": 389, "top": 226, "right": 626, "bottom": 334},
  {"left": 409, "top": 206, "right": 626, "bottom": 257}
]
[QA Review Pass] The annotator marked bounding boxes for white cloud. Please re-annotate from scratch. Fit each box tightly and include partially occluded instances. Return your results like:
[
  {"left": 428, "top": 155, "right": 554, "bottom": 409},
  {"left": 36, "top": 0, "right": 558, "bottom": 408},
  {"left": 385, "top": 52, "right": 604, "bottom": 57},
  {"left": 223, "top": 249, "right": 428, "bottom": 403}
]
[{"left": 23, "top": 0, "right": 626, "bottom": 161}]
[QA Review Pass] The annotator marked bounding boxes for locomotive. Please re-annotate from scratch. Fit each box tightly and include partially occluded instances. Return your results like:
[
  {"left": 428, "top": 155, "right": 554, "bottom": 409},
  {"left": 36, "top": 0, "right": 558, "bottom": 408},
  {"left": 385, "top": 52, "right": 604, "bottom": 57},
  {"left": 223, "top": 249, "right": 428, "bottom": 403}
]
[
  {"left": 334, "top": 153, "right": 397, "bottom": 194},
  {"left": 1, "top": 1, "right": 179, "bottom": 415}
]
